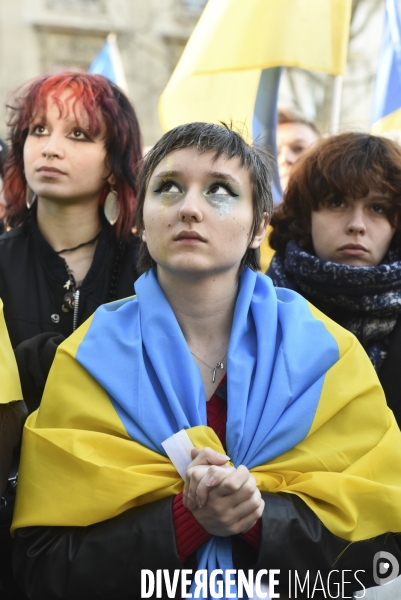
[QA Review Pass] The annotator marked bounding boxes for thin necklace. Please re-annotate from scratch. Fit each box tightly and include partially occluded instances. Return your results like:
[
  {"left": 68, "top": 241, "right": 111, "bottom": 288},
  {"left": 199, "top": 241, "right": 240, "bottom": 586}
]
[
  {"left": 190, "top": 350, "right": 228, "bottom": 382},
  {"left": 56, "top": 232, "right": 101, "bottom": 255}
]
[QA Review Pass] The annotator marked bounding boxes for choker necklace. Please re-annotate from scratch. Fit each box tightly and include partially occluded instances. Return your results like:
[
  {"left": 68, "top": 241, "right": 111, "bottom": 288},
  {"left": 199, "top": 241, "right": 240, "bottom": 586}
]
[
  {"left": 190, "top": 350, "right": 228, "bottom": 382},
  {"left": 56, "top": 232, "right": 101, "bottom": 255}
]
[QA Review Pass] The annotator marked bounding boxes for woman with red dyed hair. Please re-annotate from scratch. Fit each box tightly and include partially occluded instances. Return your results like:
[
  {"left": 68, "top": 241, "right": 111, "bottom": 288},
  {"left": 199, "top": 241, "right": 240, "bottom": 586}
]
[
  {"left": 0, "top": 72, "right": 142, "bottom": 599},
  {"left": 1, "top": 72, "right": 142, "bottom": 408}
]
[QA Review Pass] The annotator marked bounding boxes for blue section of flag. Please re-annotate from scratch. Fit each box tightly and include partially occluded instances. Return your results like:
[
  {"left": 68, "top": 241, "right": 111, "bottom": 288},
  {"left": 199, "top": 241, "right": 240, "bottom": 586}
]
[
  {"left": 89, "top": 40, "right": 118, "bottom": 85},
  {"left": 371, "top": 0, "right": 401, "bottom": 124},
  {"left": 75, "top": 269, "right": 339, "bottom": 466},
  {"left": 252, "top": 67, "right": 283, "bottom": 203}
]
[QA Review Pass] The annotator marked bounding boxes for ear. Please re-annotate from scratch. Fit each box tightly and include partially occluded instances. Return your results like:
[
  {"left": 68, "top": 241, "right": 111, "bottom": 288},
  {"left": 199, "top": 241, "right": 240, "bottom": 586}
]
[
  {"left": 249, "top": 213, "right": 270, "bottom": 249},
  {"left": 141, "top": 229, "right": 147, "bottom": 243},
  {"left": 107, "top": 173, "right": 116, "bottom": 186}
]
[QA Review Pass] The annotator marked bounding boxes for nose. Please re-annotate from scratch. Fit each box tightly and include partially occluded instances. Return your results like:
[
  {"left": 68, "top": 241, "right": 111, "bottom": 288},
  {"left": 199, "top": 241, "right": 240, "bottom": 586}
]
[
  {"left": 278, "top": 145, "right": 296, "bottom": 166},
  {"left": 41, "top": 132, "right": 65, "bottom": 160},
  {"left": 346, "top": 207, "right": 366, "bottom": 235},
  {"left": 178, "top": 188, "right": 203, "bottom": 223}
]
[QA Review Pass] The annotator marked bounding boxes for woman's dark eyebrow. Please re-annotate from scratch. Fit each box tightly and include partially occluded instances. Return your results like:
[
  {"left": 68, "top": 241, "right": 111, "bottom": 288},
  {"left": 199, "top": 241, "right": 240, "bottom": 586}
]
[
  {"left": 152, "top": 171, "right": 180, "bottom": 181},
  {"left": 151, "top": 170, "right": 241, "bottom": 187},
  {"left": 208, "top": 171, "right": 241, "bottom": 186}
]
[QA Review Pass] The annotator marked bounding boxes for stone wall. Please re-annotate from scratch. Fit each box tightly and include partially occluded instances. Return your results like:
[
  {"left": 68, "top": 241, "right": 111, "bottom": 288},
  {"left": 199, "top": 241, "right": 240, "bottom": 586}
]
[{"left": 0, "top": 0, "right": 206, "bottom": 145}]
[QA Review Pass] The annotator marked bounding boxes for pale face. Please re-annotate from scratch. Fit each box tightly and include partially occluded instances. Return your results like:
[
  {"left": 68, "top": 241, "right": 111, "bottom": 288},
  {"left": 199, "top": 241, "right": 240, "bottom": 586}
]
[
  {"left": 23, "top": 92, "right": 110, "bottom": 206},
  {"left": 142, "top": 148, "right": 268, "bottom": 281},
  {"left": 277, "top": 122, "right": 319, "bottom": 191},
  {"left": 311, "top": 191, "right": 396, "bottom": 266}
]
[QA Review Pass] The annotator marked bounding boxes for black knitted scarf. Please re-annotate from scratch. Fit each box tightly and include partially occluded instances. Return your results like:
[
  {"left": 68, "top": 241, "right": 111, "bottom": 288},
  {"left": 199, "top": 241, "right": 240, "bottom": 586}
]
[{"left": 268, "top": 240, "right": 401, "bottom": 371}]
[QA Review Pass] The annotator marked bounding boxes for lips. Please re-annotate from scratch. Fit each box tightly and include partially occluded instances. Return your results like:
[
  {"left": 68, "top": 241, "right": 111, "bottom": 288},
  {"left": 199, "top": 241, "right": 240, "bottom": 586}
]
[
  {"left": 37, "top": 166, "right": 66, "bottom": 175},
  {"left": 337, "top": 243, "right": 368, "bottom": 257},
  {"left": 338, "top": 243, "right": 367, "bottom": 251},
  {"left": 174, "top": 230, "right": 206, "bottom": 242}
]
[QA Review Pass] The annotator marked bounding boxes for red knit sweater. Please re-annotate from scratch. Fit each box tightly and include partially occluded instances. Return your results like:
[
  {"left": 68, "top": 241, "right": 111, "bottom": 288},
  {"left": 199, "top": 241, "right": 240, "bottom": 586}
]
[{"left": 172, "top": 375, "right": 261, "bottom": 562}]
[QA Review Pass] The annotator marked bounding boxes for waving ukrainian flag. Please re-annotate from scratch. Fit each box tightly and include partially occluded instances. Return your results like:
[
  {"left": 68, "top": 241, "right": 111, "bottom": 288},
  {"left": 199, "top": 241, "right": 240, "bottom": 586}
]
[
  {"left": 159, "top": 0, "right": 351, "bottom": 135},
  {"left": 371, "top": 0, "right": 401, "bottom": 133},
  {"left": 89, "top": 33, "right": 128, "bottom": 94},
  {"left": 13, "top": 269, "right": 401, "bottom": 590},
  {"left": 0, "top": 299, "right": 22, "bottom": 404}
]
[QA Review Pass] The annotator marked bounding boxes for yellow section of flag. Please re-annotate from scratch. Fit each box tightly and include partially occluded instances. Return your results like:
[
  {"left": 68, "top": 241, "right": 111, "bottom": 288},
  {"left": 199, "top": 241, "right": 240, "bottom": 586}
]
[
  {"left": 371, "top": 107, "right": 401, "bottom": 134},
  {"left": 160, "top": 0, "right": 352, "bottom": 131},
  {"left": 0, "top": 299, "right": 22, "bottom": 404}
]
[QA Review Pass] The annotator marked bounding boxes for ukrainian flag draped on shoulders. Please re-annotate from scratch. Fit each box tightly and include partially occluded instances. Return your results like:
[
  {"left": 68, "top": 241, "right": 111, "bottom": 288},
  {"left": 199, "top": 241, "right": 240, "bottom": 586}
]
[
  {"left": 0, "top": 299, "right": 22, "bottom": 404},
  {"left": 13, "top": 269, "right": 401, "bottom": 583}
]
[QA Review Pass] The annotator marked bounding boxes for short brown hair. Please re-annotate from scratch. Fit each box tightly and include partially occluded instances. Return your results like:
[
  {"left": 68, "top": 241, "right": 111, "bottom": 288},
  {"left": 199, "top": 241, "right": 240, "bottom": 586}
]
[
  {"left": 270, "top": 132, "right": 401, "bottom": 253},
  {"left": 278, "top": 107, "right": 321, "bottom": 138},
  {"left": 135, "top": 122, "right": 274, "bottom": 274}
]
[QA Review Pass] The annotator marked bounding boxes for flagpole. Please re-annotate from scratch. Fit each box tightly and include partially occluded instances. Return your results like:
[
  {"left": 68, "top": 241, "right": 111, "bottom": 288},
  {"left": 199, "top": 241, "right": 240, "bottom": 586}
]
[{"left": 329, "top": 75, "right": 343, "bottom": 134}]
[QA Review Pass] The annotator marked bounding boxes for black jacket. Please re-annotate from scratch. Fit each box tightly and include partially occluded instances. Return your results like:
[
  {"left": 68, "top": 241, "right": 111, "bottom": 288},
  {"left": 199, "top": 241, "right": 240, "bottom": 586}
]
[
  {"left": 0, "top": 216, "right": 140, "bottom": 600},
  {"left": 12, "top": 382, "right": 401, "bottom": 600},
  {"left": 0, "top": 215, "right": 140, "bottom": 413},
  {"left": 378, "top": 316, "right": 401, "bottom": 424},
  {"left": 12, "top": 495, "right": 401, "bottom": 600}
]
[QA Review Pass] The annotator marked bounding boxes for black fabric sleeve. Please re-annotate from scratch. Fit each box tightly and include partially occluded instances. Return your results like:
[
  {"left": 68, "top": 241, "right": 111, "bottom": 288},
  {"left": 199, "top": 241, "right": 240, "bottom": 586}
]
[
  {"left": 12, "top": 498, "right": 183, "bottom": 600},
  {"left": 13, "top": 491, "right": 401, "bottom": 599},
  {"left": 378, "top": 317, "right": 401, "bottom": 427},
  {"left": 0, "top": 401, "right": 27, "bottom": 497},
  {"left": 14, "top": 332, "right": 65, "bottom": 414},
  {"left": 232, "top": 492, "right": 401, "bottom": 598}
]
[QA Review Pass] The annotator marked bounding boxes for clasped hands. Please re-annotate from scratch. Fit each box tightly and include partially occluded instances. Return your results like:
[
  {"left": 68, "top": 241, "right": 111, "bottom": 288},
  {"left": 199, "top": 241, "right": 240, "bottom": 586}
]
[{"left": 182, "top": 447, "right": 265, "bottom": 537}]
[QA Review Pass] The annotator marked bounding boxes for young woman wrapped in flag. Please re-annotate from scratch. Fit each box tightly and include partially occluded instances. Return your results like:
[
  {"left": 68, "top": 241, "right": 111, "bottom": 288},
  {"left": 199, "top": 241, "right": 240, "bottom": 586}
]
[{"left": 12, "top": 123, "right": 401, "bottom": 600}]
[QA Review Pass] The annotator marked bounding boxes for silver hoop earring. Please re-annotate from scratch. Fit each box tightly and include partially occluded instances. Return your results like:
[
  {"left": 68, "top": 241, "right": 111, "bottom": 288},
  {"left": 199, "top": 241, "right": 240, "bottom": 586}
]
[
  {"left": 26, "top": 187, "right": 37, "bottom": 209},
  {"left": 104, "top": 186, "right": 120, "bottom": 226}
]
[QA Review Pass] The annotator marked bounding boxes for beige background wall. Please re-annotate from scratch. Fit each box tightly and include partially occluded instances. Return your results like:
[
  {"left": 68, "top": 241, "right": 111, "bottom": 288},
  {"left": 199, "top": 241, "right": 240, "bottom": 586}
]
[{"left": 0, "top": 0, "right": 206, "bottom": 145}]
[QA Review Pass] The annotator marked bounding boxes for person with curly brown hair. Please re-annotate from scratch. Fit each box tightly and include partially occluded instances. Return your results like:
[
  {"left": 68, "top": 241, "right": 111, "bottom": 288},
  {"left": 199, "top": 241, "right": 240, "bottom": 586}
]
[{"left": 268, "top": 132, "right": 401, "bottom": 425}]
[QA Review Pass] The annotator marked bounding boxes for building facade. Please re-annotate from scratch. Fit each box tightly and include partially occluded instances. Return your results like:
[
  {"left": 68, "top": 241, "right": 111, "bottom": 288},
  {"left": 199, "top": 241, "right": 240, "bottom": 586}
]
[
  {"left": 0, "top": 0, "right": 392, "bottom": 144},
  {"left": 0, "top": 0, "right": 206, "bottom": 144}
]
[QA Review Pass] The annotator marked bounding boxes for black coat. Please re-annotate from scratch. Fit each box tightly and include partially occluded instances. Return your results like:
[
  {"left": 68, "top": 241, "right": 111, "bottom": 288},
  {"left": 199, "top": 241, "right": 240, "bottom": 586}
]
[
  {"left": 12, "top": 383, "right": 401, "bottom": 600},
  {"left": 0, "top": 215, "right": 140, "bottom": 600},
  {"left": 378, "top": 316, "right": 401, "bottom": 424},
  {"left": 0, "top": 215, "right": 140, "bottom": 413}
]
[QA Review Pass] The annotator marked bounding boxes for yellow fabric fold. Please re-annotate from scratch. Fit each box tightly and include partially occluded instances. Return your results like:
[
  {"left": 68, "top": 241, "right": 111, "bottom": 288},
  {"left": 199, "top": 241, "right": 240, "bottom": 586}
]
[
  {"left": 12, "top": 302, "right": 401, "bottom": 543},
  {"left": 259, "top": 225, "right": 275, "bottom": 272},
  {"left": 370, "top": 107, "right": 401, "bottom": 134},
  {"left": 0, "top": 299, "right": 22, "bottom": 404}
]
